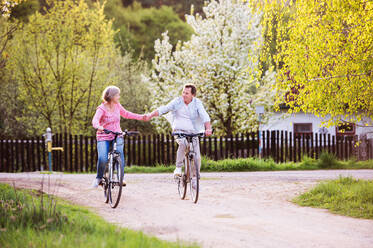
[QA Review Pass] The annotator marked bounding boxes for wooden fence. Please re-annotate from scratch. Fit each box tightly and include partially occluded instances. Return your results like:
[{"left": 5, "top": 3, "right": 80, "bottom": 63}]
[{"left": 0, "top": 131, "right": 370, "bottom": 172}]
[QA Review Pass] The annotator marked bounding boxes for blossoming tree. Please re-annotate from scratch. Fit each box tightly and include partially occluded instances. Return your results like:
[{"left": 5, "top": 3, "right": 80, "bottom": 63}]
[{"left": 145, "top": 0, "right": 275, "bottom": 135}]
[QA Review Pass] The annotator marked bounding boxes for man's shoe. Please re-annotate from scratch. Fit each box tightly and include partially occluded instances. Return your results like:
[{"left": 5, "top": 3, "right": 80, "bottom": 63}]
[
  {"left": 91, "top": 178, "right": 101, "bottom": 188},
  {"left": 122, "top": 179, "right": 126, "bottom": 187},
  {"left": 173, "top": 167, "right": 182, "bottom": 176}
]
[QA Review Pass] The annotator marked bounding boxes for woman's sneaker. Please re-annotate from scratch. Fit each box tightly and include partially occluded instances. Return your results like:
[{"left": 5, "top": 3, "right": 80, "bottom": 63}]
[
  {"left": 91, "top": 178, "right": 101, "bottom": 188},
  {"left": 173, "top": 167, "right": 182, "bottom": 176}
]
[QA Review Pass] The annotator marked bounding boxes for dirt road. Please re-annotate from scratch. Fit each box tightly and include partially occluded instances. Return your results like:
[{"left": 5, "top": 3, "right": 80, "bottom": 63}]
[{"left": 1, "top": 170, "right": 373, "bottom": 248}]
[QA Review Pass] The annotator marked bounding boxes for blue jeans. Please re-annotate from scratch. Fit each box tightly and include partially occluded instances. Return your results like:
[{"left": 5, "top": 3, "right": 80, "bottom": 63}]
[{"left": 96, "top": 137, "right": 125, "bottom": 179}]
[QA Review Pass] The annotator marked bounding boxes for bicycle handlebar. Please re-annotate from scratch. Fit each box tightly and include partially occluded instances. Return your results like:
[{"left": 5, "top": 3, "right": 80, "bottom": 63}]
[
  {"left": 103, "top": 129, "right": 140, "bottom": 136},
  {"left": 172, "top": 132, "right": 205, "bottom": 138}
]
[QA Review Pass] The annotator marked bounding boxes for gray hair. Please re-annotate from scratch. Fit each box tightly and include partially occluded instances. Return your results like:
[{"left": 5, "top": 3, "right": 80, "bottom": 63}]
[{"left": 102, "top": 86, "right": 120, "bottom": 103}]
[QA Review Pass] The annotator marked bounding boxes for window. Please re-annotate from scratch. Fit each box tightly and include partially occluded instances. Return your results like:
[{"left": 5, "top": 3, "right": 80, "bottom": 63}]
[
  {"left": 294, "top": 123, "right": 313, "bottom": 138},
  {"left": 336, "top": 123, "right": 355, "bottom": 136}
]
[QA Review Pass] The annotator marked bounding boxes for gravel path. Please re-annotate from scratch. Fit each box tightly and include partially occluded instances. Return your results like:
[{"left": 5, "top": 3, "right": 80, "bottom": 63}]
[{"left": 1, "top": 170, "right": 373, "bottom": 248}]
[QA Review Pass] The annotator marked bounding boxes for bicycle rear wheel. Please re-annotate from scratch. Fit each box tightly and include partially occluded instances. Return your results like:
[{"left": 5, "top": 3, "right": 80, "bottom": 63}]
[
  {"left": 189, "top": 158, "right": 199, "bottom": 204},
  {"left": 177, "top": 159, "right": 187, "bottom": 200},
  {"left": 108, "top": 156, "right": 123, "bottom": 208}
]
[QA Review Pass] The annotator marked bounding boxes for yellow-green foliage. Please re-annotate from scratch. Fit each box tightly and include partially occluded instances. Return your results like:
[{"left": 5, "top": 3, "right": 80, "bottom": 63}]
[
  {"left": 256, "top": 0, "right": 373, "bottom": 126},
  {"left": 6, "top": 0, "right": 117, "bottom": 135}
]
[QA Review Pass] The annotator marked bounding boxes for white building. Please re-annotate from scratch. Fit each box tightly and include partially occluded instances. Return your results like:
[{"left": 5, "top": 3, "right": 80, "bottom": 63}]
[{"left": 262, "top": 107, "right": 373, "bottom": 138}]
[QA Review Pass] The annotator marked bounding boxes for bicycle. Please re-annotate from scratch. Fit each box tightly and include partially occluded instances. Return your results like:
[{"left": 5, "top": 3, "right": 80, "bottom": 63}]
[
  {"left": 172, "top": 132, "right": 204, "bottom": 204},
  {"left": 100, "top": 129, "right": 139, "bottom": 208}
]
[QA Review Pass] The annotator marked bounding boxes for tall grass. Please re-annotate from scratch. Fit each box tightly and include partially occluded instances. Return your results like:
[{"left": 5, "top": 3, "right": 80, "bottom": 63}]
[
  {"left": 120, "top": 152, "right": 373, "bottom": 174},
  {"left": 293, "top": 176, "right": 373, "bottom": 219},
  {"left": 0, "top": 183, "right": 197, "bottom": 248}
]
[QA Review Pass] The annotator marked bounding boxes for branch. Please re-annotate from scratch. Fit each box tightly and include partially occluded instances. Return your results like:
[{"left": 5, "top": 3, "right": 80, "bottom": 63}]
[
  {"left": 339, "top": 119, "right": 373, "bottom": 128},
  {"left": 308, "top": 71, "right": 372, "bottom": 82}
]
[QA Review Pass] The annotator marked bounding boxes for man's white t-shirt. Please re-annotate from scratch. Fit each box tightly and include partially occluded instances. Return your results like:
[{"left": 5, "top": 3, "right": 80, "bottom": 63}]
[{"left": 172, "top": 103, "right": 195, "bottom": 133}]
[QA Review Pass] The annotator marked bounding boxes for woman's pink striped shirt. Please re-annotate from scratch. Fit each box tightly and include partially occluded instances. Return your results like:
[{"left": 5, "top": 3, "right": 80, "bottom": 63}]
[{"left": 92, "top": 103, "right": 142, "bottom": 141}]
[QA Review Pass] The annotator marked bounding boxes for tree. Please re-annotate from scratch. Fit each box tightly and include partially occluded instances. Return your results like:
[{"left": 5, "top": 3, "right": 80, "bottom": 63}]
[
  {"left": 122, "top": 0, "right": 206, "bottom": 20},
  {"left": 6, "top": 0, "right": 117, "bottom": 135},
  {"left": 264, "top": 0, "right": 373, "bottom": 126},
  {"left": 145, "top": 0, "right": 275, "bottom": 135},
  {"left": 105, "top": 0, "right": 193, "bottom": 62}
]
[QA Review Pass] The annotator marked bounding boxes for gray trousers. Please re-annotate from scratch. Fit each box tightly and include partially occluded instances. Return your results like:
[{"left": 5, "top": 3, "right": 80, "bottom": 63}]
[{"left": 175, "top": 137, "right": 201, "bottom": 175}]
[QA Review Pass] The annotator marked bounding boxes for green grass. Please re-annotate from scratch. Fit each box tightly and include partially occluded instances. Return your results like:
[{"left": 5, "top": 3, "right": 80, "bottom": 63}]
[
  {"left": 125, "top": 153, "right": 372, "bottom": 174},
  {"left": 0, "top": 183, "right": 197, "bottom": 248},
  {"left": 62, "top": 152, "right": 373, "bottom": 174},
  {"left": 293, "top": 176, "right": 373, "bottom": 219},
  {"left": 200, "top": 153, "right": 373, "bottom": 172}
]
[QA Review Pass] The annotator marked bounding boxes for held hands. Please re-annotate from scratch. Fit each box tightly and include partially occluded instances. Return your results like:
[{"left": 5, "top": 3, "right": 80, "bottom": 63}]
[
  {"left": 205, "top": 129, "right": 212, "bottom": 137},
  {"left": 142, "top": 114, "right": 152, "bottom": 122}
]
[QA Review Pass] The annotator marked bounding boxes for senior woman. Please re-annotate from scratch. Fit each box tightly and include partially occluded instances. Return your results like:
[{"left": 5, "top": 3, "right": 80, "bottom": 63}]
[{"left": 91, "top": 85, "right": 145, "bottom": 188}]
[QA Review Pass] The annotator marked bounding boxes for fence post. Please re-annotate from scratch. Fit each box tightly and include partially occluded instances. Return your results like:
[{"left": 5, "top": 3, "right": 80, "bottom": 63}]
[
  {"left": 348, "top": 136, "right": 353, "bottom": 160},
  {"left": 84, "top": 136, "right": 89, "bottom": 172},
  {"left": 135, "top": 135, "right": 140, "bottom": 166},
  {"left": 202, "top": 136, "right": 207, "bottom": 158},
  {"left": 0, "top": 139, "right": 3, "bottom": 172},
  {"left": 156, "top": 134, "right": 161, "bottom": 165},
  {"left": 219, "top": 136, "right": 224, "bottom": 159},
  {"left": 208, "top": 136, "right": 213, "bottom": 158},
  {"left": 153, "top": 134, "right": 157, "bottom": 165},
  {"left": 41, "top": 138, "right": 46, "bottom": 172},
  {"left": 146, "top": 135, "right": 150, "bottom": 166},
  {"left": 253, "top": 132, "right": 257, "bottom": 157},
  {"left": 266, "top": 130, "right": 270, "bottom": 159},
  {"left": 171, "top": 135, "right": 175, "bottom": 165},
  {"left": 128, "top": 135, "right": 132, "bottom": 166},
  {"left": 79, "top": 135, "right": 83, "bottom": 172},
  {"left": 246, "top": 133, "right": 250, "bottom": 158},
  {"left": 165, "top": 134, "right": 170, "bottom": 165},
  {"left": 260, "top": 131, "right": 264, "bottom": 158},
  {"left": 280, "top": 131, "right": 284, "bottom": 163},
  {"left": 275, "top": 131, "right": 279, "bottom": 162},
  {"left": 327, "top": 134, "right": 331, "bottom": 155},
  {"left": 36, "top": 137, "right": 41, "bottom": 172},
  {"left": 64, "top": 133, "right": 68, "bottom": 172},
  {"left": 54, "top": 134, "right": 59, "bottom": 171},
  {"left": 296, "top": 134, "right": 300, "bottom": 161},
  {"left": 270, "top": 131, "right": 275, "bottom": 161},
  {"left": 214, "top": 136, "right": 218, "bottom": 160},
  {"left": 68, "top": 134, "right": 73, "bottom": 171},
  {"left": 315, "top": 133, "right": 319, "bottom": 159},
  {"left": 13, "top": 139, "right": 19, "bottom": 172},
  {"left": 289, "top": 132, "right": 293, "bottom": 162}
]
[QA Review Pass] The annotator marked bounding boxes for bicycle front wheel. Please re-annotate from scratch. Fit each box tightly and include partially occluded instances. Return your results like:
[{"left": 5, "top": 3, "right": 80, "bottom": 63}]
[
  {"left": 108, "top": 156, "right": 123, "bottom": 208},
  {"left": 177, "top": 159, "right": 187, "bottom": 200},
  {"left": 189, "top": 158, "right": 199, "bottom": 204},
  {"left": 103, "top": 168, "right": 109, "bottom": 203}
]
